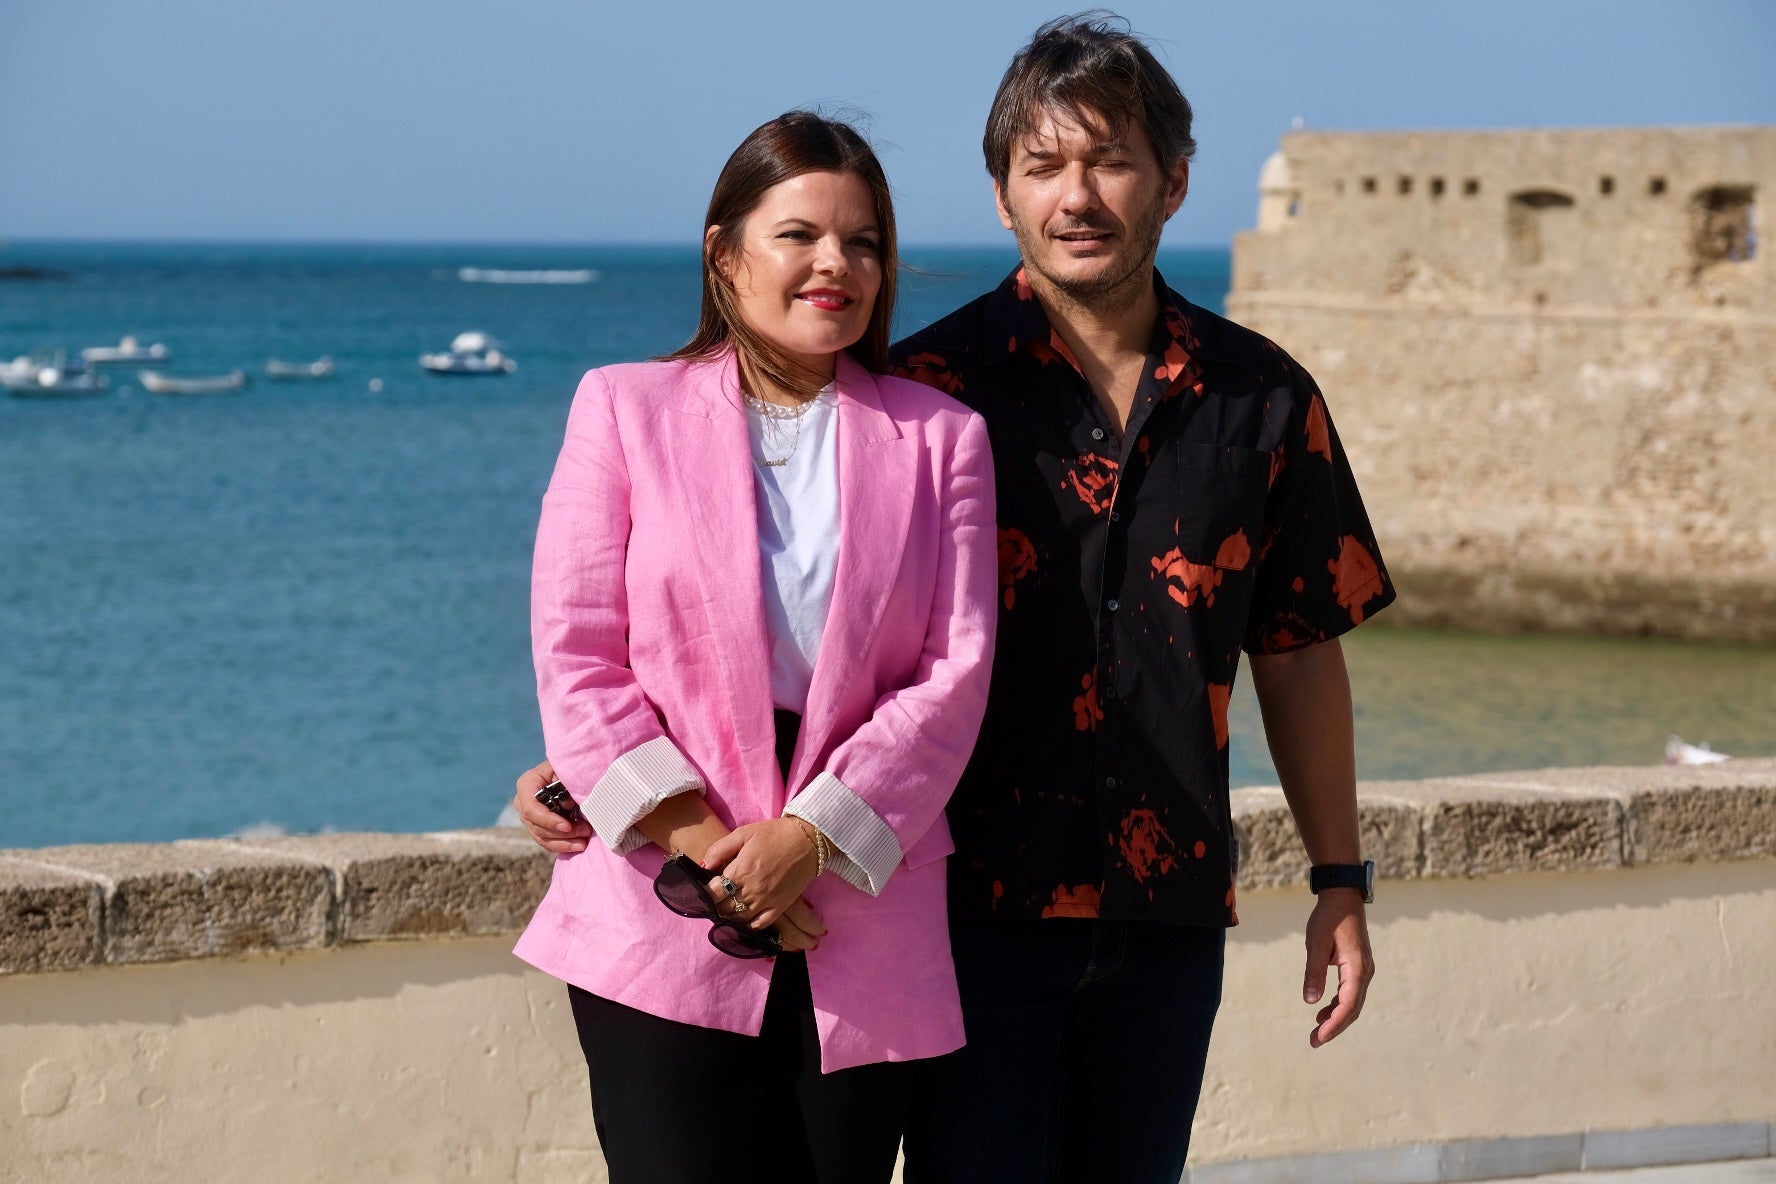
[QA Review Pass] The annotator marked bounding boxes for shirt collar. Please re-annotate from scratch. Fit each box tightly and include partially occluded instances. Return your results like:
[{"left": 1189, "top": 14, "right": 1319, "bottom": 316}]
[{"left": 984, "top": 265, "right": 1240, "bottom": 383}]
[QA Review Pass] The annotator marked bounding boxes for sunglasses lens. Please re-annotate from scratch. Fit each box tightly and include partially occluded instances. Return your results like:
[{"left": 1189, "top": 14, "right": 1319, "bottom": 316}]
[
  {"left": 708, "top": 922, "right": 780, "bottom": 959},
  {"left": 654, "top": 861, "right": 715, "bottom": 918}
]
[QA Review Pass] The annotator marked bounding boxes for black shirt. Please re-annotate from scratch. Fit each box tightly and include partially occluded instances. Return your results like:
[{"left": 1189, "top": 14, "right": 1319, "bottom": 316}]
[{"left": 889, "top": 268, "right": 1395, "bottom": 927}]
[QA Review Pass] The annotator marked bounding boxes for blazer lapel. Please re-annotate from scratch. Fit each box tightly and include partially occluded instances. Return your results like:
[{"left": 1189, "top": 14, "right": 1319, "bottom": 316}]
[
  {"left": 663, "top": 356, "right": 777, "bottom": 790},
  {"left": 792, "top": 355, "right": 916, "bottom": 789}
]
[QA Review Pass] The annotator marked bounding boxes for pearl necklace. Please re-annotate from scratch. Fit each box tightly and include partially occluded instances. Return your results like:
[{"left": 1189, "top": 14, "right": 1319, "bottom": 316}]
[{"left": 744, "top": 392, "right": 821, "bottom": 468}]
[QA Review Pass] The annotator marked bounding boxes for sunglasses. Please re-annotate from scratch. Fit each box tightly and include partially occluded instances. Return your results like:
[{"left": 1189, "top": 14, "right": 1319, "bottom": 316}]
[
  {"left": 534, "top": 779, "right": 586, "bottom": 826},
  {"left": 653, "top": 853, "right": 783, "bottom": 959}
]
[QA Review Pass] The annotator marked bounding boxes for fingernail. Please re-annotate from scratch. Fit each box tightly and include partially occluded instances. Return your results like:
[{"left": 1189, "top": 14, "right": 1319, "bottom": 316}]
[{"left": 1305, "top": 987, "right": 1321, "bottom": 1003}]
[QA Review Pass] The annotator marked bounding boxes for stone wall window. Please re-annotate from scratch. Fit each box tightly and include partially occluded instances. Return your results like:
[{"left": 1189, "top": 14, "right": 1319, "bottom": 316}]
[
  {"left": 1690, "top": 185, "right": 1758, "bottom": 264},
  {"left": 1429, "top": 176, "right": 1446, "bottom": 198},
  {"left": 1507, "top": 189, "right": 1576, "bottom": 264},
  {"left": 1649, "top": 176, "right": 1668, "bottom": 196},
  {"left": 1362, "top": 176, "right": 1377, "bottom": 194},
  {"left": 1600, "top": 176, "right": 1615, "bottom": 196},
  {"left": 1463, "top": 178, "right": 1481, "bottom": 196},
  {"left": 1398, "top": 176, "right": 1413, "bottom": 195}
]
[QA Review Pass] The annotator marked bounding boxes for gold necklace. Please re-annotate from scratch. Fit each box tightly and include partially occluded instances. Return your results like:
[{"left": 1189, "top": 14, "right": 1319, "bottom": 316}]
[{"left": 745, "top": 392, "right": 816, "bottom": 468}]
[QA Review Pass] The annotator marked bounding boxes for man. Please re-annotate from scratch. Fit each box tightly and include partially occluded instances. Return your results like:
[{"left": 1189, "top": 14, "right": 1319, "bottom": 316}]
[{"left": 516, "top": 14, "right": 1392, "bottom": 1182}]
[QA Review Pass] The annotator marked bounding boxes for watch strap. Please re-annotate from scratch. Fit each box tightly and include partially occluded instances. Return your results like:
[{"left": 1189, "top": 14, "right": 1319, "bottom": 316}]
[{"left": 1310, "top": 860, "right": 1375, "bottom": 903}]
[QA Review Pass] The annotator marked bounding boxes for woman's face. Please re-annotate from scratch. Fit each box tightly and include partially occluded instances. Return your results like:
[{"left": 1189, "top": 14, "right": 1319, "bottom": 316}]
[{"left": 716, "top": 169, "right": 883, "bottom": 382}]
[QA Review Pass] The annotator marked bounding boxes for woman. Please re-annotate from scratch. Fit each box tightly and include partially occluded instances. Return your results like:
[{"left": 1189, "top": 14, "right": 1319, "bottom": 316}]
[{"left": 511, "top": 112, "right": 996, "bottom": 1184}]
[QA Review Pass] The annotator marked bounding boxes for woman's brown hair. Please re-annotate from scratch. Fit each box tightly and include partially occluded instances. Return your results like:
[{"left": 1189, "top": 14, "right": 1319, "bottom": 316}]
[{"left": 662, "top": 111, "right": 898, "bottom": 401}]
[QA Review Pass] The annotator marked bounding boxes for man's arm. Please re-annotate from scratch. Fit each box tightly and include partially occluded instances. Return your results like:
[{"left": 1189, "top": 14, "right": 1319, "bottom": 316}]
[{"left": 1247, "top": 637, "right": 1375, "bottom": 1048}]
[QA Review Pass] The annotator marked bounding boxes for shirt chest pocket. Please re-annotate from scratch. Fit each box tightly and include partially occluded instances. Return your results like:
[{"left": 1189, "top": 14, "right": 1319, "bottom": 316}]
[{"left": 1163, "top": 444, "right": 1272, "bottom": 591}]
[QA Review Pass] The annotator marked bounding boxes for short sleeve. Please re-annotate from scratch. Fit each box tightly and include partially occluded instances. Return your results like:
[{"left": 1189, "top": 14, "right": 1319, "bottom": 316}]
[{"left": 1242, "top": 366, "right": 1396, "bottom": 655}]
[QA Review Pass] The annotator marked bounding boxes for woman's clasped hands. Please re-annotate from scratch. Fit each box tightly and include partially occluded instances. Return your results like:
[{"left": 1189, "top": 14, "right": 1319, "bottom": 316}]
[
  {"left": 513, "top": 761, "right": 828, "bottom": 953},
  {"left": 703, "top": 817, "right": 829, "bottom": 953}
]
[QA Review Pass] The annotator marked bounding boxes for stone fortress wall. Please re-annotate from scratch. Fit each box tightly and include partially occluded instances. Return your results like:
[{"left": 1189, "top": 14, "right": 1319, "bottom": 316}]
[
  {"left": 1227, "top": 127, "right": 1776, "bottom": 641},
  {"left": 4, "top": 763, "right": 1773, "bottom": 1183}
]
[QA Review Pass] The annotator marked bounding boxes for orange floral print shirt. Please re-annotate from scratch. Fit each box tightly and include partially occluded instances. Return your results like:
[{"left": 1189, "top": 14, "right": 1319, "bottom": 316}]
[{"left": 890, "top": 269, "right": 1394, "bottom": 927}]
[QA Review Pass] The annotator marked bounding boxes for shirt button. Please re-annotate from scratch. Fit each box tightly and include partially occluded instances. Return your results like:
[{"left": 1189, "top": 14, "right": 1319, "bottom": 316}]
[
  {"left": 1091, "top": 427, "right": 1106, "bottom": 441},
  {"left": 1109, "top": 511, "right": 1121, "bottom": 523},
  {"left": 1104, "top": 776, "right": 1117, "bottom": 789},
  {"left": 1107, "top": 599, "right": 1120, "bottom": 612},
  {"left": 1103, "top": 684, "right": 1118, "bottom": 700}
]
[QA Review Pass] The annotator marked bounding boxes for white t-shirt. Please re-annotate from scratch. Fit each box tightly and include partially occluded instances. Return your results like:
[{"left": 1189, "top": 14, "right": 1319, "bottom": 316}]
[{"left": 744, "top": 387, "right": 840, "bottom": 715}]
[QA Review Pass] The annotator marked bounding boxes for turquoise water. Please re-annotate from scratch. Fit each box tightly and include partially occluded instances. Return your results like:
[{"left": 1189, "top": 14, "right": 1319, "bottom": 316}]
[{"left": 2, "top": 243, "right": 1771, "bottom": 849}]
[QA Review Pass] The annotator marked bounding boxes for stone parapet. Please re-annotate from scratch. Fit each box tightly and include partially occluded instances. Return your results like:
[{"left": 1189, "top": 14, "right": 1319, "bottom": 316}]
[
  {"left": 3, "top": 760, "right": 1771, "bottom": 976},
  {"left": 0, "top": 829, "right": 549, "bottom": 975},
  {"left": 1226, "top": 757, "right": 1775, "bottom": 889}
]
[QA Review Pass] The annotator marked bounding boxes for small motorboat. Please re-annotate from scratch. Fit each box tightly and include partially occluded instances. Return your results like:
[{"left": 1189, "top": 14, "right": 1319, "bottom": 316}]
[
  {"left": 0, "top": 355, "right": 39, "bottom": 384},
  {"left": 82, "top": 335, "right": 171, "bottom": 365},
  {"left": 421, "top": 331, "right": 517, "bottom": 376},
  {"left": 3, "top": 361, "right": 108, "bottom": 398},
  {"left": 458, "top": 267, "right": 597, "bottom": 284},
  {"left": 140, "top": 370, "right": 246, "bottom": 395},
  {"left": 1664, "top": 735, "right": 1732, "bottom": 766},
  {"left": 265, "top": 356, "right": 336, "bottom": 381}
]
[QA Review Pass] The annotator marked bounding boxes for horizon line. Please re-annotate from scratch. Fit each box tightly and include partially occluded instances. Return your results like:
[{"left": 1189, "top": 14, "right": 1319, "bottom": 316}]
[{"left": 0, "top": 234, "right": 1236, "bottom": 252}]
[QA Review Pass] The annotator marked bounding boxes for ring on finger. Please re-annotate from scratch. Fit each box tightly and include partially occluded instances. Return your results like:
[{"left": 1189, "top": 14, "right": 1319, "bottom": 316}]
[
  {"left": 720, "top": 876, "right": 740, "bottom": 898},
  {"left": 730, "top": 898, "right": 750, "bottom": 916}
]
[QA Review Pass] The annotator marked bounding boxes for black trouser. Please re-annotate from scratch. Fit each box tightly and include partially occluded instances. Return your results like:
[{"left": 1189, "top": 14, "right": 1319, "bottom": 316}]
[
  {"left": 903, "top": 918, "right": 1226, "bottom": 1184},
  {"left": 569, "top": 705, "right": 909, "bottom": 1183},
  {"left": 569, "top": 954, "right": 911, "bottom": 1184}
]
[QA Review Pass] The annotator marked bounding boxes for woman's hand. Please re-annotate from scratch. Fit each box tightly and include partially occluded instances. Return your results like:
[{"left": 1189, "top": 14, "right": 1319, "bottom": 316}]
[
  {"left": 702, "top": 820, "right": 828, "bottom": 950},
  {"left": 514, "top": 760, "right": 593, "bottom": 854}
]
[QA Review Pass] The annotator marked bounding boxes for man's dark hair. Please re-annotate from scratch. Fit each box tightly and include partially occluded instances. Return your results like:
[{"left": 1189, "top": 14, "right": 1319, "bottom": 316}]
[{"left": 982, "top": 11, "right": 1196, "bottom": 187}]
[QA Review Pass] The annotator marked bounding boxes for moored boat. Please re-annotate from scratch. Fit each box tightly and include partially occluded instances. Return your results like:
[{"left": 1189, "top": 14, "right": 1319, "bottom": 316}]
[
  {"left": 458, "top": 267, "right": 597, "bottom": 284},
  {"left": 420, "top": 331, "right": 517, "bottom": 376},
  {"left": 83, "top": 336, "right": 171, "bottom": 365},
  {"left": 140, "top": 370, "right": 246, "bottom": 395},
  {"left": 265, "top": 356, "right": 336, "bottom": 381},
  {"left": 3, "top": 364, "right": 108, "bottom": 398}
]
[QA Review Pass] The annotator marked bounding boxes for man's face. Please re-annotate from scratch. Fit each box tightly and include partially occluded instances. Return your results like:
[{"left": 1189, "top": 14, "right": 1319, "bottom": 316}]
[{"left": 994, "top": 108, "right": 1189, "bottom": 306}]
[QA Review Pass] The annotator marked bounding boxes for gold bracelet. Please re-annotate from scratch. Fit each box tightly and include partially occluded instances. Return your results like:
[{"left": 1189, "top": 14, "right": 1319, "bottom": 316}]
[{"left": 793, "top": 817, "right": 828, "bottom": 876}]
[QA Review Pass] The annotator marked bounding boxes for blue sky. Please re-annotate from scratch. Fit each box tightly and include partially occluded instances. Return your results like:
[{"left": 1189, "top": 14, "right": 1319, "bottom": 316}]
[{"left": 5, "top": 0, "right": 1772, "bottom": 247}]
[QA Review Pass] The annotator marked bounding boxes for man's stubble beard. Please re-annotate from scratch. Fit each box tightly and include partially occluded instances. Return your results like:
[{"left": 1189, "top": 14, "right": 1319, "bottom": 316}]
[{"left": 1009, "top": 186, "right": 1171, "bottom": 318}]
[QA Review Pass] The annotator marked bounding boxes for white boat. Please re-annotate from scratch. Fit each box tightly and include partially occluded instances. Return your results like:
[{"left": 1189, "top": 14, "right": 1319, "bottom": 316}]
[
  {"left": 458, "top": 267, "right": 598, "bottom": 284},
  {"left": 421, "top": 331, "right": 517, "bottom": 376},
  {"left": 140, "top": 370, "right": 246, "bottom": 395},
  {"left": 1664, "top": 735, "right": 1732, "bottom": 766},
  {"left": 0, "top": 355, "right": 39, "bottom": 384},
  {"left": 82, "top": 335, "right": 170, "bottom": 365},
  {"left": 3, "top": 362, "right": 108, "bottom": 398},
  {"left": 265, "top": 356, "right": 336, "bottom": 381}
]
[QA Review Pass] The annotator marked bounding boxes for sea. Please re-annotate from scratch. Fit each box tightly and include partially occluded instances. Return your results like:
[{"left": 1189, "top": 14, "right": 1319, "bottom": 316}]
[{"left": 3, "top": 241, "right": 1773, "bottom": 850}]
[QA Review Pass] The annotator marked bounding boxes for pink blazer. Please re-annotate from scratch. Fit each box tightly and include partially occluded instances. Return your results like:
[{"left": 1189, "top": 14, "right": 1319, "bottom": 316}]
[{"left": 513, "top": 351, "right": 997, "bottom": 1073}]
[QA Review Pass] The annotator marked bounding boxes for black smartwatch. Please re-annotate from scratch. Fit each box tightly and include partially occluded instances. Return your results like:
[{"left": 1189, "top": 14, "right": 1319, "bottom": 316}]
[{"left": 1309, "top": 860, "right": 1375, "bottom": 904}]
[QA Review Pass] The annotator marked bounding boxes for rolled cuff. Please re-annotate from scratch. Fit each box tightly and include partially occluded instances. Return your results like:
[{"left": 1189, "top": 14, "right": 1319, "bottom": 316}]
[
  {"left": 784, "top": 772, "right": 903, "bottom": 896},
  {"left": 580, "top": 736, "right": 706, "bottom": 855}
]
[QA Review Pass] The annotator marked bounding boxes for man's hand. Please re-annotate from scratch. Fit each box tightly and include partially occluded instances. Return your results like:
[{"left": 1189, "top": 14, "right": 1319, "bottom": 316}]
[
  {"left": 514, "top": 760, "right": 592, "bottom": 854},
  {"left": 1303, "top": 889, "right": 1373, "bottom": 1047}
]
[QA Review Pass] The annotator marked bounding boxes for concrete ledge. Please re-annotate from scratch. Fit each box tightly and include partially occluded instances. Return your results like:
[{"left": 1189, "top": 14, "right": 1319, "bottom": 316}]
[
  {"left": 14, "top": 840, "right": 333, "bottom": 965},
  {"left": 230, "top": 830, "right": 551, "bottom": 941},
  {"left": 1184, "top": 1124, "right": 1775, "bottom": 1183},
  {"left": 0, "top": 859, "right": 101, "bottom": 974},
  {"left": 0, "top": 830, "right": 550, "bottom": 974},
  {"left": 1232, "top": 757, "right": 1776, "bottom": 891},
  {"left": 1, "top": 759, "right": 1772, "bottom": 974}
]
